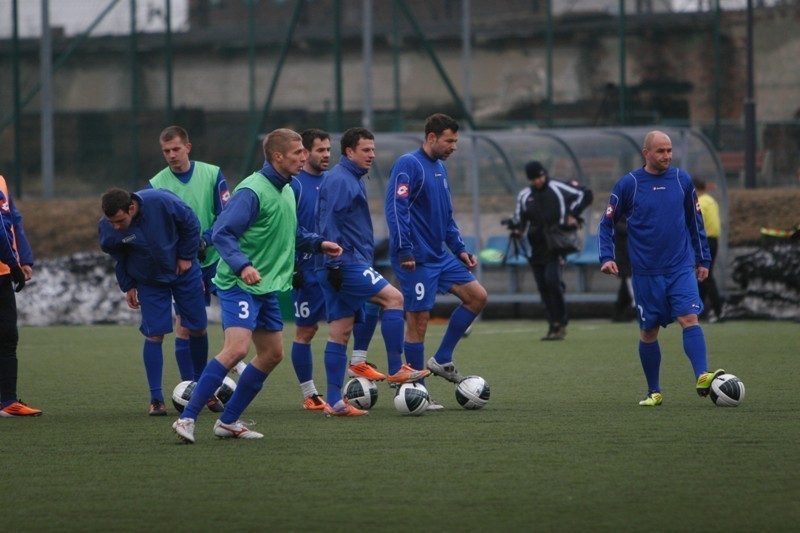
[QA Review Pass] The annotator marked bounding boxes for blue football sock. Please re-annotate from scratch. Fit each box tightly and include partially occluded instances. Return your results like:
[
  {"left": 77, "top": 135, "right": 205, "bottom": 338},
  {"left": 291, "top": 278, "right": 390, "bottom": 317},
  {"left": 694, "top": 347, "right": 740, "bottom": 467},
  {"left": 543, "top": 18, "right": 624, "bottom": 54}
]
[
  {"left": 404, "top": 341, "right": 425, "bottom": 375},
  {"left": 682, "top": 325, "right": 708, "bottom": 380},
  {"left": 291, "top": 342, "right": 314, "bottom": 384},
  {"left": 638, "top": 340, "right": 662, "bottom": 392},
  {"left": 182, "top": 358, "right": 227, "bottom": 420},
  {"left": 433, "top": 306, "right": 477, "bottom": 364},
  {"left": 324, "top": 342, "right": 348, "bottom": 407},
  {"left": 381, "top": 309, "right": 405, "bottom": 375},
  {"left": 353, "top": 303, "right": 380, "bottom": 352},
  {"left": 220, "top": 363, "right": 268, "bottom": 424},
  {"left": 143, "top": 339, "right": 164, "bottom": 401},
  {"left": 174, "top": 337, "right": 193, "bottom": 381},
  {"left": 189, "top": 333, "right": 209, "bottom": 382}
]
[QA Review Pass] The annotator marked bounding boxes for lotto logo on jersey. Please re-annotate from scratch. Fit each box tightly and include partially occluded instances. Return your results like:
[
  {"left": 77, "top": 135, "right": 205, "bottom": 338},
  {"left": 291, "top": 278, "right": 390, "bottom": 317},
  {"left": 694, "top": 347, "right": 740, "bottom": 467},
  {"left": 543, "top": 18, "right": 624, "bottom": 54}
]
[
  {"left": 396, "top": 184, "right": 409, "bottom": 197},
  {"left": 605, "top": 203, "right": 615, "bottom": 218},
  {"left": 0, "top": 201, "right": 9, "bottom": 213},
  {"left": 221, "top": 189, "right": 231, "bottom": 204}
]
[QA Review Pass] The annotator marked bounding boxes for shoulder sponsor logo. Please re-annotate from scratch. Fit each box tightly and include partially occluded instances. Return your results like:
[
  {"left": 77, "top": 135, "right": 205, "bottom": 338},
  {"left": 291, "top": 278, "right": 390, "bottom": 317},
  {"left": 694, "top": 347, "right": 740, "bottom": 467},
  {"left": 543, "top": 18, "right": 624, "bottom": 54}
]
[
  {"left": 605, "top": 203, "right": 615, "bottom": 218},
  {"left": 122, "top": 235, "right": 136, "bottom": 243},
  {"left": 396, "top": 184, "right": 409, "bottom": 197}
]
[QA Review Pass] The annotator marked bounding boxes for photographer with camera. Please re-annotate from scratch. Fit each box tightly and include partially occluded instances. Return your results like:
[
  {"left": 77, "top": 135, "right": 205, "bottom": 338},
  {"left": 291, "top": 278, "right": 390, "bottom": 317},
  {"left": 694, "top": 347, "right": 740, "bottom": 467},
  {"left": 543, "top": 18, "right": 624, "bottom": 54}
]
[{"left": 512, "top": 161, "right": 593, "bottom": 340}]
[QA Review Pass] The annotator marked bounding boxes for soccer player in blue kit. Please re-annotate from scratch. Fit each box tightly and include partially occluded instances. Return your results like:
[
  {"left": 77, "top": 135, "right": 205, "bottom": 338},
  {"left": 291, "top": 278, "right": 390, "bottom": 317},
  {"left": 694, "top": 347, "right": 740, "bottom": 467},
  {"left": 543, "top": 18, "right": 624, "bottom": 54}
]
[
  {"left": 597, "top": 130, "right": 725, "bottom": 406},
  {"left": 99, "top": 188, "right": 207, "bottom": 416},
  {"left": 385, "top": 114, "right": 488, "bottom": 394},
  {"left": 316, "top": 127, "right": 429, "bottom": 417},
  {"left": 289, "top": 129, "right": 385, "bottom": 411},
  {"left": 148, "top": 125, "right": 230, "bottom": 388}
]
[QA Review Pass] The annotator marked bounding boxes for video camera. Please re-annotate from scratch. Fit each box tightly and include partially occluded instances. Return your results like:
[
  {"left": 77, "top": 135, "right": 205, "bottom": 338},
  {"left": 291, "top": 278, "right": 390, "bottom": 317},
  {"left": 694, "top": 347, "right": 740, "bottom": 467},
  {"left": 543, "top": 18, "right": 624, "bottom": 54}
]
[{"left": 500, "top": 218, "right": 519, "bottom": 231}]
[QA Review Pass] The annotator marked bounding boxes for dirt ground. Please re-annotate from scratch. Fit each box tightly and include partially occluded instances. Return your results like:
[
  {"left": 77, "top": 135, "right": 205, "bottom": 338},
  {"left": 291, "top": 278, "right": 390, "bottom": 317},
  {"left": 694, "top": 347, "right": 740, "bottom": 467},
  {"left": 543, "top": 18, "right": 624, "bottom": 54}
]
[{"left": 14, "top": 188, "right": 800, "bottom": 260}]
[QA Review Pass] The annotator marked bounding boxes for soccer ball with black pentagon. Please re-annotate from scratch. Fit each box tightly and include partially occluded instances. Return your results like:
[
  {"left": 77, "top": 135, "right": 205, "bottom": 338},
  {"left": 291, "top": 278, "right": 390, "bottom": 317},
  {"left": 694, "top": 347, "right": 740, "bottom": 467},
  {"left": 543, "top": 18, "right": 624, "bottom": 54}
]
[
  {"left": 455, "top": 376, "right": 490, "bottom": 409},
  {"left": 344, "top": 377, "right": 378, "bottom": 410},
  {"left": 710, "top": 373, "right": 745, "bottom": 407},
  {"left": 171, "top": 377, "right": 237, "bottom": 413},
  {"left": 393, "top": 382, "right": 429, "bottom": 416}
]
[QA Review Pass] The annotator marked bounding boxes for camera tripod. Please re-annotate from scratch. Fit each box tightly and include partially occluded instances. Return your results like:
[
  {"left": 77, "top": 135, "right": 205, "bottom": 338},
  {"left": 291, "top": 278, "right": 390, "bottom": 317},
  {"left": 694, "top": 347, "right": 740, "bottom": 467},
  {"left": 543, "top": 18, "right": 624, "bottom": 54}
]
[{"left": 503, "top": 232, "right": 528, "bottom": 265}]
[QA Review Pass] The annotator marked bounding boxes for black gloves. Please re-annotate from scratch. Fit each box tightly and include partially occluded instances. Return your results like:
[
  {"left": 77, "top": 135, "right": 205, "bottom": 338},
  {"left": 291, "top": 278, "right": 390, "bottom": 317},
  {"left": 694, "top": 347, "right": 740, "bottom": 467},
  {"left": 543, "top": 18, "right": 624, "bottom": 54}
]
[
  {"left": 198, "top": 238, "right": 207, "bottom": 262},
  {"left": 327, "top": 266, "right": 344, "bottom": 292},
  {"left": 292, "top": 262, "right": 305, "bottom": 289},
  {"left": 10, "top": 265, "right": 25, "bottom": 292}
]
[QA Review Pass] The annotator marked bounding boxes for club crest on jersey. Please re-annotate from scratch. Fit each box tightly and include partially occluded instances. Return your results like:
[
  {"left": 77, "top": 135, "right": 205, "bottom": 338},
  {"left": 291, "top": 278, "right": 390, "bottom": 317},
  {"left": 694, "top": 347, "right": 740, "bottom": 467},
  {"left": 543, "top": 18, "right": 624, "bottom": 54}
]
[
  {"left": 396, "top": 184, "right": 409, "bottom": 197},
  {"left": 695, "top": 200, "right": 702, "bottom": 213},
  {"left": 221, "top": 189, "right": 231, "bottom": 204},
  {"left": 0, "top": 201, "right": 9, "bottom": 213},
  {"left": 605, "top": 203, "right": 615, "bottom": 218}
]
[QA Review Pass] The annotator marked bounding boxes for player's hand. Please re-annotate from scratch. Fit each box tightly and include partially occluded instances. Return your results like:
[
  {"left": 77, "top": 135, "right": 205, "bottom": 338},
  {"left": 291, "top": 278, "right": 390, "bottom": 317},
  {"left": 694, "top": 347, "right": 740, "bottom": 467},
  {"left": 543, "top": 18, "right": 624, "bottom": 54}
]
[
  {"left": 460, "top": 252, "right": 477, "bottom": 269},
  {"left": 197, "top": 237, "right": 207, "bottom": 262},
  {"left": 240, "top": 265, "right": 262, "bottom": 286},
  {"left": 10, "top": 265, "right": 25, "bottom": 292},
  {"left": 401, "top": 260, "right": 416, "bottom": 271},
  {"left": 176, "top": 258, "right": 192, "bottom": 275},
  {"left": 696, "top": 265, "right": 709, "bottom": 282},
  {"left": 327, "top": 267, "right": 344, "bottom": 291},
  {"left": 321, "top": 241, "right": 343, "bottom": 258},
  {"left": 21, "top": 265, "right": 33, "bottom": 281},
  {"left": 125, "top": 288, "right": 140, "bottom": 309},
  {"left": 600, "top": 261, "right": 618, "bottom": 276},
  {"left": 292, "top": 262, "right": 304, "bottom": 289}
]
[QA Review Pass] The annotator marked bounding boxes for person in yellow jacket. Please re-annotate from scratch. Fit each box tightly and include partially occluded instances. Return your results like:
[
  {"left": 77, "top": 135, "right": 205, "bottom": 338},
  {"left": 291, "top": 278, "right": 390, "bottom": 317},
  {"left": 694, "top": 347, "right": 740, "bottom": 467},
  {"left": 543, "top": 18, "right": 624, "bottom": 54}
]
[
  {"left": 0, "top": 175, "right": 41, "bottom": 417},
  {"left": 693, "top": 178, "right": 723, "bottom": 321}
]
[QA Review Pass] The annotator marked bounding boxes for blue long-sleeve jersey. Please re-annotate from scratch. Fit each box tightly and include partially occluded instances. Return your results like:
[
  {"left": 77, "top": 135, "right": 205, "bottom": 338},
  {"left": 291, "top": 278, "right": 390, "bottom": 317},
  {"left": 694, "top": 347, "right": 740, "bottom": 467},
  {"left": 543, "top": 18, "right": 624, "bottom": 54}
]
[
  {"left": 290, "top": 169, "right": 325, "bottom": 271},
  {"left": 315, "top": 156, "right": 375, "bottom": 269},
  {"left": 0, "top": 187, "right": 34, "bottom": 269},
  {"left": 98, "top": 189, "right": 201, "bottom": 291},
  {"left": 213, "top": 162, "right": 323, "bottom": 276},
  {"left": 385, "top": 148, "right": 466, "bottom": 263},
  {"left": 597, "top": 166, "right": 711, "bottom": 275}
]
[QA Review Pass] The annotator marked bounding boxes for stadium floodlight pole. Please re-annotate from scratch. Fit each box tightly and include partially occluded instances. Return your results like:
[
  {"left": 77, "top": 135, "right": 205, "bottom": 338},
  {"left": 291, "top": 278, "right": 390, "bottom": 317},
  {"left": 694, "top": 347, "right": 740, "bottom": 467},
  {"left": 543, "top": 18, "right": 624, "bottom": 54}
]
[
  {"left": 462, "top": 0, "right": 482, "bottom": 284},
  {"left": 40, "top": 0, "right": 55, "bottom": 198},
  {"left": 129, "top": 0, "right": 140, "bottom": 191},
  {"left": 744, "top": 0, "right": 757, "bottom": 189},
  {"left": 362, "top": 0, "right": 374, "bottom": 130},
  {"left": 164, "top": 0, "right": 174, "bottom": 125},
  {"left": 618, "top": 0, "right": 626, "bottom": 126},
  {"left": 12, "top": 0, "right": 22, "bottom": 196}
]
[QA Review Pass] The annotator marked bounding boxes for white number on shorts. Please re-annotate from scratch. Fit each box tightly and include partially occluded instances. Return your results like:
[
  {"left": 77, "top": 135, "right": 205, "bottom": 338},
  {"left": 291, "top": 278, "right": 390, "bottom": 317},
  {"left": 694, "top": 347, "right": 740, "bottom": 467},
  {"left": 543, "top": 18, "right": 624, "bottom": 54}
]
[
  {"left": 294, "top": 301, "right": 310, "bottom": 319},
  {"left": 362, "top": 267, "right": 383, "bottom": 285},
  {"left": 415, "top": 282, "right": 425, "bottom": 301},
  {"left": 238, "top": 301, "right": 250, "bottom": 319}
]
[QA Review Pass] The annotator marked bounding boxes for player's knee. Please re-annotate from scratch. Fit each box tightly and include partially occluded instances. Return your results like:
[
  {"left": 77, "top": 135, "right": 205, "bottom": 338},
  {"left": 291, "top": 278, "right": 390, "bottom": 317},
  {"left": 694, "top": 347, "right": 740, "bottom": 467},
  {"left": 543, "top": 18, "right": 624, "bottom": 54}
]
[
  {"left": 295, "top": 324, "right": 318, "bottom": 343},
  {"left": 188, "top": 328, "right": 207, "bottom": 337},
  {"left": 146, "top": 335, "right": 164, "bottom": 343}
]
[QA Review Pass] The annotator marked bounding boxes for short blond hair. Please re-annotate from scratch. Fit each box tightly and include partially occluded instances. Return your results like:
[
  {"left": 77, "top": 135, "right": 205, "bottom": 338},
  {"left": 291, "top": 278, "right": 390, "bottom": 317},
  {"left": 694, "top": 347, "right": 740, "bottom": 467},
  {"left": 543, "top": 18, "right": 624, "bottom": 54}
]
[{"left": 263, "top": 128, "right": 301, "bottom": 164}]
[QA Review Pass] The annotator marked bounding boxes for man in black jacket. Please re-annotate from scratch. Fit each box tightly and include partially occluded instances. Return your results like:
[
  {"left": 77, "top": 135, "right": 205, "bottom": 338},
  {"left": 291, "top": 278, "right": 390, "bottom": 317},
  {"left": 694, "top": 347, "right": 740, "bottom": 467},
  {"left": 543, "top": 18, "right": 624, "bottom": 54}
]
[{"left": 513, "top": 161, "right": 593, "bottom": 340}]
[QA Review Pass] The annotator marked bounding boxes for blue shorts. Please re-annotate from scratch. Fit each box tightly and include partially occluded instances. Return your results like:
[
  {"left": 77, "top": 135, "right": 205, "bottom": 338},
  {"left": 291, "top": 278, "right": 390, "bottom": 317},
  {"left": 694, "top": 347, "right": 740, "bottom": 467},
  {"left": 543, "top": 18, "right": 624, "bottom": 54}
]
[
  {"left": 315, "top": 265, "right": 388, "bottom": 322},
  {"left": 392, "top": 254, "right": 476, "bottom": 312},
  {"left": 632, "top": 266, "right": 704, "bottom": 330},
  {"left": 217, "top": 286, "right": 283, "bottom": 332},
  {"left": 172, "top": 263, "right": 217, "bottom": 314},
  {"left": 138, "top": 264, "right": 208, "bottom": 337},
  {"left": 292, "top": 270, "right": 326, "bottom": 326}
]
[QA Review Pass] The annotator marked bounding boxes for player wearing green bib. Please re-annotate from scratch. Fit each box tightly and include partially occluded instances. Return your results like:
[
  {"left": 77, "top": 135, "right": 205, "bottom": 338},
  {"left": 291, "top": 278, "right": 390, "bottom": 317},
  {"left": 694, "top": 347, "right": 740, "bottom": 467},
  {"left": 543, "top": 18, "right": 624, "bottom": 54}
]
[
  {"left": 172, "top": 129, "right": 342, "bottom": 444},
  {"left": 148, "top": 126, "right": 229, "bottom": 394}
]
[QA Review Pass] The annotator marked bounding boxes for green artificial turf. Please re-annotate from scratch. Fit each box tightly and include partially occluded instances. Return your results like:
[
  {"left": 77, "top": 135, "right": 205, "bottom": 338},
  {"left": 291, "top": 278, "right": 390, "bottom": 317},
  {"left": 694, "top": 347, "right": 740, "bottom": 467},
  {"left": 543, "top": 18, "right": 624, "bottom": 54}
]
[{"left": 3, "top": 320, "right": 798, "bottom": 532}]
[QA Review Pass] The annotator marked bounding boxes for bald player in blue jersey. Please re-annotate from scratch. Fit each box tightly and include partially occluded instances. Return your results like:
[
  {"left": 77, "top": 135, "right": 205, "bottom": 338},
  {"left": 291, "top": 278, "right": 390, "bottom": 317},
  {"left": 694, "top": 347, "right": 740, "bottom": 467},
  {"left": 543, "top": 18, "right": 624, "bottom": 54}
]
[
  {"left": 385, "top": 114, "right": 488, "bottom": 400},
  {"left": 597, "top": 130, "right": 725, "bottom": 407}
]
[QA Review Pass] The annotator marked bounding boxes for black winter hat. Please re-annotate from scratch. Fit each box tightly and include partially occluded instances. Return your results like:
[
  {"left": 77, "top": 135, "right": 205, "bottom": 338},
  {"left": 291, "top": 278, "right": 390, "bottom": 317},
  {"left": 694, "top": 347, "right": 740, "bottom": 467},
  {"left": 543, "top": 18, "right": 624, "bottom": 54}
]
[{"left": 525, "top": 160, "right": 547, "bottom": 180}]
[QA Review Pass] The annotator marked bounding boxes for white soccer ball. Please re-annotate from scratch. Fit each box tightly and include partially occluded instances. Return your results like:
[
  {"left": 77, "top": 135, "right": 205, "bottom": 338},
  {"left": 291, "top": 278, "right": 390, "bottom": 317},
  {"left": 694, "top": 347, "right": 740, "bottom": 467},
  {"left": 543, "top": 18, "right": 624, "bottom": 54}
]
[
  {"left": 393, "top": 382, "right": 430, "bottom": 416},
  {"left": 455, "top": 376, "right": 491, "bottom": 409},
  {"left": 710, "top": 373, "right": 745, "bottom": 407},
  {"left": 344, "top": 377, "right": 379, "bottom": 410},
  {"left": 171, "top": 380, "right": 196, "bottom": 413},
  {"left": 171, "top": 377, "right": 237, "bottom": 413}
]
